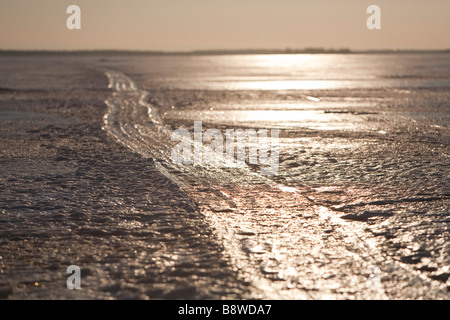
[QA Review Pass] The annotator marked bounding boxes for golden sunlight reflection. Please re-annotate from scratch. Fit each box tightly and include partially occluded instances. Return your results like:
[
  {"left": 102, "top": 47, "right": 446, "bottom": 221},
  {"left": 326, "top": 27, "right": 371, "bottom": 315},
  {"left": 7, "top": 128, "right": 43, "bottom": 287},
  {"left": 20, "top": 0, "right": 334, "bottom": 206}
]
[
  {"left": 235, "top": 80, "right": 336, "bottom": 90},
  {"left": 248, "top": 54, "right": 319, "bottom": 68},
  {"left": 191, "top": 54, "right": 348, "bottom": 91},
  {"left": 165, "top": 109, "right": 362, "bottom": 130}
]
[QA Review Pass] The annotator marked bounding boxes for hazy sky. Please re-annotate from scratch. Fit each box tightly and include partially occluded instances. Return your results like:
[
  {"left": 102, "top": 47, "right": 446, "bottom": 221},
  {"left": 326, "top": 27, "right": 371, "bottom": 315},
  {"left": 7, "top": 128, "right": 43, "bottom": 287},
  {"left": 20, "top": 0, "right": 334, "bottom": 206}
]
[{"left": 1, "top": 0, "right": 449, "bottom": 51}]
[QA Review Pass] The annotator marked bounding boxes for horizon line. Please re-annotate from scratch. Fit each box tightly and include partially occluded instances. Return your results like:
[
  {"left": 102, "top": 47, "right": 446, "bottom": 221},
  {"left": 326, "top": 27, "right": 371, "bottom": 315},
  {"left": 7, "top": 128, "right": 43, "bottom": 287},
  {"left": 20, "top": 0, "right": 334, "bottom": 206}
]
[{"left": 1, "top": 48, "right": 450, "bottom": 56}]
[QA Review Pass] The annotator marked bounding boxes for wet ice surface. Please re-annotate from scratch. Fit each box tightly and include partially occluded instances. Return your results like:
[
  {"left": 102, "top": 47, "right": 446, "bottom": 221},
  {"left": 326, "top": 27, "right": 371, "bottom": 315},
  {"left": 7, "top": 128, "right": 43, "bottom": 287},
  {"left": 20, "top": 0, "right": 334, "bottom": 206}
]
[
  {"left": 0, "top": 59, "right": 248, "bottom": 299},
  {"left": 101, "top": 53, "right": 450, "bottom": 298},
  {"left": 1, "top": 54, "right": 450, "bottom": 299}
]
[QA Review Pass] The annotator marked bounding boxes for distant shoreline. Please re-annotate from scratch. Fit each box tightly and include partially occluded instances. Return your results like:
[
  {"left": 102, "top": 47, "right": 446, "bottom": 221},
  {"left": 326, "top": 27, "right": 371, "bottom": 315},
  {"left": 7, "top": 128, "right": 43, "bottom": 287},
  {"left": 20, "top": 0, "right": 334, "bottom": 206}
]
[{"left": 1, "top": 48, "right": 449, "bottom": 56}]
